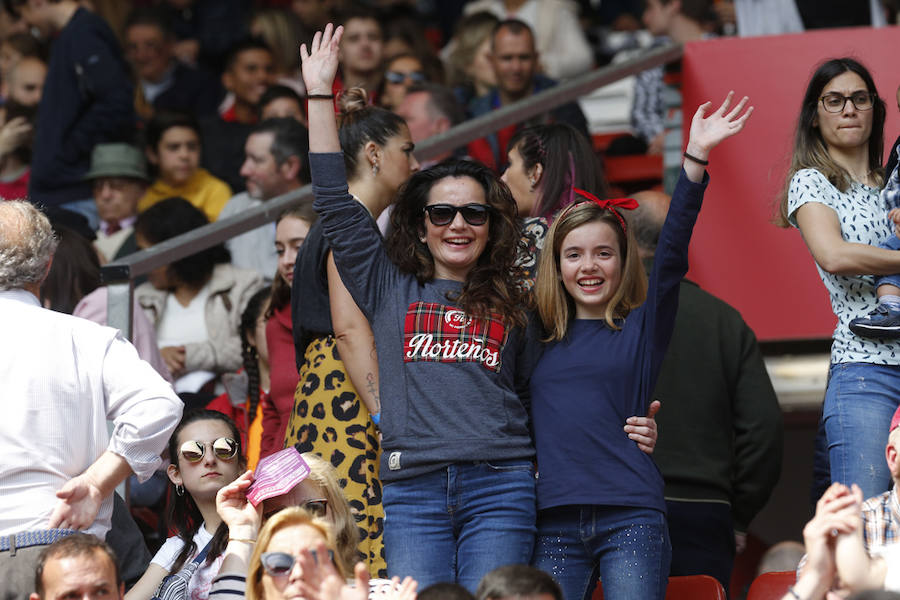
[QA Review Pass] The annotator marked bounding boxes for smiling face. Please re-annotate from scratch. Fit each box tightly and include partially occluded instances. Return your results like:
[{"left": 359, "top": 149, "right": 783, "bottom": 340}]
[
  {"left": 167, "top": 419, "right": 241, "bottom": 503},
  {"left": 815, "top": 70, "right": 874, "bottom": 155},
  {"left": 559, "top": 220, "right": 623, "bottom": 319},
  {"left": 223, "top": 48, "right": 274, "bottom": 108},
  {"left": 260, "top": 523, "right": 330, "bottom": 600},
  {"left": 125, "top": 23, "right": 171, "bottom": 83},
  {"left": 149, "top": 126, "right": 200, "bottom": 187},
  {"left": 275, "top": 216, "right": 311, "bottom": 285},
  {"left": 423, "top": 176, "right": 490, "bottom": 281}
]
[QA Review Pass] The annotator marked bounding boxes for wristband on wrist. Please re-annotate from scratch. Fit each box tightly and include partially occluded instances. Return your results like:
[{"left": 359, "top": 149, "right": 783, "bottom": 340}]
[
  {"left": 228, "top": 537, "right": 256, "bottom": 544},
  {"left": 307, "top": 93, "right": 334, "bottom": 100},
  {"left": 683, "top": 151, "right": 709, "bottom": 166}
]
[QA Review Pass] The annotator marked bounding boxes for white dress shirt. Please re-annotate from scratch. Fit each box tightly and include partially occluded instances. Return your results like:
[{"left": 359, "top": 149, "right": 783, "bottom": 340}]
[{"left": 0, "top": 289, "right": 183, "bottom": 538}]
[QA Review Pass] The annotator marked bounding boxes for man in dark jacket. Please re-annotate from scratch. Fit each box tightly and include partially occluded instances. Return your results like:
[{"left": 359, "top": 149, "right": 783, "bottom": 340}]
[
  {"left": 629, "top": 189, "right": 784, "bottom": 594},
  {"left": 467, "top": 19, "right": 589, "bottom": 173},
  {"left": 5, "top": 0, "right": 135, "bottom": 228}
]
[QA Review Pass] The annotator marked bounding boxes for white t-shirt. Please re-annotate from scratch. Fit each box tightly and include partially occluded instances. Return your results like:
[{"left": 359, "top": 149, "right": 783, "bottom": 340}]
[
  {"left": 151, "top": 524, "right": 224, "bottom": 600},
  {"left": 156, "top": 284, "right": 216, "bottom": 393}
]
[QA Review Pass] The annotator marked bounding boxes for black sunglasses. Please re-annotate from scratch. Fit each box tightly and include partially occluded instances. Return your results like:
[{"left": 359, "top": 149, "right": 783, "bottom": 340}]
[
  {"left": 385, "top": 70, "right": 426, "bottom": 85},
  {"left": 260, "top": 549, "right": 336, "bottom": 576},
  {"left": 423, "top": 204, "right": 492, "bottom": 226},
  {"left": 179, "top": 437, "right": 239, "bottom": 463}
]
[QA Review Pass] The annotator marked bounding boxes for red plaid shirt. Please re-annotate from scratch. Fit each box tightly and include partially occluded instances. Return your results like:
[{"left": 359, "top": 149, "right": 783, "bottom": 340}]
[{"left": 403, "top": 302, "right": 509, "bottom": 373}]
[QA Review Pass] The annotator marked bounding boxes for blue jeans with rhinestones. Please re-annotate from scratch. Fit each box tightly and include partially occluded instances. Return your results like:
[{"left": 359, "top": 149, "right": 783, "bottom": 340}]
[{"left": 533, "top": 504, "right": 671, "bottom": 600}]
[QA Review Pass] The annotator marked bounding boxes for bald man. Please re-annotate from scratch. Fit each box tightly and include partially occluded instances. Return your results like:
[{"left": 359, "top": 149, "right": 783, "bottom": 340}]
[
  {"left": 628, "top": 190, "right": 783, "bottom": 591},
  {"left": 3, "top": 55, "right": 45, "bottom": 107}
]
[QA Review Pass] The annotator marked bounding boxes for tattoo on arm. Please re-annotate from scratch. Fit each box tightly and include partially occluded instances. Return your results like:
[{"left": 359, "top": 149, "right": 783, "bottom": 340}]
[{"left": 365, "top": 372, "right": 380, "bottom": 414}]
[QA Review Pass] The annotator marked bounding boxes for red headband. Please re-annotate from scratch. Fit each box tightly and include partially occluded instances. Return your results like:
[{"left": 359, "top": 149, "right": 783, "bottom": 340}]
[{"left": 571, "top": 189, "right": 639, "bottom": 233}]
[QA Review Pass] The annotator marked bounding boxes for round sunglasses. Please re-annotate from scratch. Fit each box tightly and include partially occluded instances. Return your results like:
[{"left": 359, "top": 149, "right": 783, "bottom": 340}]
[
  {"left": 179, "top": 437, "right": 239, "bottom": 463},
  {"left": 423, "top": 203, "right": 492, "bottom": 227},
  {"left": 260, "top": 549, "right": 335, "bottom": 577}
]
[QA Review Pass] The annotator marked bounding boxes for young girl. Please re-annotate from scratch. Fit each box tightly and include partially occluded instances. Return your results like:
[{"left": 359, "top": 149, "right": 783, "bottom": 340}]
[
  {"left": 127, "top": 410, "right": 246, "bottom": 600},
  {"left": 260, "top": 205, "right": 317, "bottom": 458},
  {"left": 530, "top": 93, "right": 752, "bottom": 600},
  {"left": 138, "top": 112, "right": 232, "bottom": 222}
]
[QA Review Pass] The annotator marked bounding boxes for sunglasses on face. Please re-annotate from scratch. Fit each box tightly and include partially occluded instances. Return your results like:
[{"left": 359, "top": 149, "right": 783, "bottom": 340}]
[
  {"left": 260, "top": 549, "right": 336, "bottom": 577},
  {"left": 179, "top": 437, "right": 239, "bottom": 463},
  {"left": 384, "top": 70, "right": 426, "bottom": 85},
  {"left": 262, "top": 498, "right": 329, "bottom": 521},
  {"left": 423, "top": 203, "right": 492, "bottom": 226}
]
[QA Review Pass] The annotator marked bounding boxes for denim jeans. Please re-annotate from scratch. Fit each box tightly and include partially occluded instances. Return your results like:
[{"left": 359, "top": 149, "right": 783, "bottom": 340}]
[
  {"left": 382, "top": 459, "right": 536, "bottom": 592},
  {"left": 533, "top": 505, "right": 670, "bottom": 600},
  {"left": 824, "top": 362, "right": 900, "bottom": 499}
]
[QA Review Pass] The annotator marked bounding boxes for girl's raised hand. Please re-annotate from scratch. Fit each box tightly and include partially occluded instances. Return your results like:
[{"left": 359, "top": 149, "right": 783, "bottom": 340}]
[
  {"left": 300, "top": 24, "right": 343, "bottom": 96},
  {"left": 685, "top": 91, "right": 753, "bottom": 161},
  {"left": 216, "top": 470, "right": 261, "bottom": 533}
]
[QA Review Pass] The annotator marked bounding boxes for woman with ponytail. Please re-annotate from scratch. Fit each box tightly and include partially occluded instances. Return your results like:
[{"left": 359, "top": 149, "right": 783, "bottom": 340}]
[{"left": 283, "top": 85, "right": 419, "bottom": 578}]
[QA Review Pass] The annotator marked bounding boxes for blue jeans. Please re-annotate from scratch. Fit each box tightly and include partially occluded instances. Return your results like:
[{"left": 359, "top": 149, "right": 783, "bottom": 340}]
[
  {"left": 533, "top": 505, "right": 670, "bottom": 600},
  {"left": 877, "top": 234, "right": 900, "bottom": 290},
  {"left": 382, "top": 459, "right": 536, "bottom": 592},
  {"left": 824, "top": 362, "right": 900, "bottom": 499}
]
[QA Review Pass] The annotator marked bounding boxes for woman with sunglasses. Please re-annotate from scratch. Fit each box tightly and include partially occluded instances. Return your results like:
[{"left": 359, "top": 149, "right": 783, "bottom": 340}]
[
  {"left": 529, "top": 93, "right": 752, "bottom": 600},
  {"left": 775, "top": 58, "right": 897, "bottom": 500},
  {"left": 127, "top": 410, "right": 245, "bottom": 600},
  {"left": 304, "top": 24, "right": 541, "bottom": 591},
  {"left": 378, "top": 53, "right": 431, "bottom": 111}
]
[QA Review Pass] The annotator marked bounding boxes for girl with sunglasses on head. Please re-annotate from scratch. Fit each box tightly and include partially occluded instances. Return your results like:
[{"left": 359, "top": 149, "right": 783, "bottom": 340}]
[
  {"left": 302, "top": 24, "right": 541, "bottom": 591},
  {"left": 127, "top": 410, "right": 245, "bottom": 600},
  {"left": 529, "top": 94, "right": 752, "bottom": 600},
  {"left": 775, "top": 58, "right": 896, "bottom": 500}
]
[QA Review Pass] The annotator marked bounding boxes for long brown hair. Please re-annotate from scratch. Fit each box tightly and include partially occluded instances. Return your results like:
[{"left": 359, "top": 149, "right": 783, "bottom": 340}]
[
  {"left": 386, "top": 159, "right": 530, "bottom": 328},
  {"left": 776, "top": 57, "right": 886, "bottom": 227},
  {"left": 535, "top": 203, "right": 646, "bottom": 339},
  {"left": 268, "top": 204, "right": 318, "bottom": 316}
]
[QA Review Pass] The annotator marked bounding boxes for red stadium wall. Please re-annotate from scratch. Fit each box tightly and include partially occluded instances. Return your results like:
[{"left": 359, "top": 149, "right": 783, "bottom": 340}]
[{"left": 681, "top": 27, "right": 900, "bottom": 341}]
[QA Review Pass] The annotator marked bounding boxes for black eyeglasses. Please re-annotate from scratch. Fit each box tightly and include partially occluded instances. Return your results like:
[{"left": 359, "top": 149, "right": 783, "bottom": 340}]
[
  {"left": 820, "top": 91, "right": 875, "bottom": 113},
  {"left": 260, "top": 549, "right": 336, "bottom": 576},
  {"left": 385, "top": 70, "right": 426, "bottom": 85},
  {"left": 423, "top": 204, "right": 492, "bottom": 226},
  {"left": 179, "top": 437, "right": 239, "bottom": 463}
]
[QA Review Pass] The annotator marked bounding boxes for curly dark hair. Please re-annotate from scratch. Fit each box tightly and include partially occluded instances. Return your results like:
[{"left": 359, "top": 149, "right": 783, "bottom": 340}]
[{"left": 386, "top": 159, "right": 530, "bottom": 327}]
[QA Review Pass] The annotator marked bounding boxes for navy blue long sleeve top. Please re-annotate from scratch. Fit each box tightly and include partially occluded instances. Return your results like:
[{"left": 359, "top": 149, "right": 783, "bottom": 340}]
[{"left": 530, "top": 169, "right": 708, "bottom": 513}]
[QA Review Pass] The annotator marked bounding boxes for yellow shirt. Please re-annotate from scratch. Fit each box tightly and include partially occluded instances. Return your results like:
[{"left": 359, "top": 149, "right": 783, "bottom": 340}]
[{"left": 138, "top": 168, "right": 232, "bottom": 222}]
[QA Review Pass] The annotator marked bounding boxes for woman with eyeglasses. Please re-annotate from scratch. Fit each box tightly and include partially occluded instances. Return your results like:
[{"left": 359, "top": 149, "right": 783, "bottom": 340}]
[
  {"left": 302, "top": 25, "right": 540, "bottom": 591},
  {"left": 775, "top": 57, "right": 896, "bottom": 500},
  {"left": 127, "top": 410, "right": 245, "bottom": 600}
]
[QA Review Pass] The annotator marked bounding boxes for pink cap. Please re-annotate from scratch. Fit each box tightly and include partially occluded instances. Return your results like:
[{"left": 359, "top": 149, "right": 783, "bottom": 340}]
[{"left": 891, "top": 405, "right": 900, "bottom": 433}]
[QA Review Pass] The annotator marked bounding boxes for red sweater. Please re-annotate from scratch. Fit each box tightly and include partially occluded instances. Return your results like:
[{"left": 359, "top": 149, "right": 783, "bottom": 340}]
[{"left": 260, "top": 303, "right": 298, "bottom": 458}]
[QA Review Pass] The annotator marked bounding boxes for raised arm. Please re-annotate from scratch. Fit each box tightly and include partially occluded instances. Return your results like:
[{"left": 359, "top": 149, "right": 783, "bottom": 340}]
[
  {"left": 302, "top": 24, "right": 342, "bottom": 153},
  {"left": 682, "top": 91, "right": 753, "bottom": 183}
]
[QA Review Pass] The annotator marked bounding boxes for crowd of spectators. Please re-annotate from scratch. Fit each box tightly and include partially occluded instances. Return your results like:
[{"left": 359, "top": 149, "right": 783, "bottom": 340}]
[{"left": 3, "top": 0, "right": 900, "bottom": 600}]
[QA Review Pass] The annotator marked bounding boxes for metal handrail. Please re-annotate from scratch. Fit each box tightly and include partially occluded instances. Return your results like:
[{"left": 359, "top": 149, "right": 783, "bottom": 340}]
[{"left": 101, "top": 42, "right": 683, "bottom": 336}]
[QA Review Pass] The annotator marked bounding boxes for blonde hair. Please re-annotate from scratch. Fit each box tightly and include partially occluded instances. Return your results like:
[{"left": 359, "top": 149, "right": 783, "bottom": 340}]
[
  {"left": 534, "top": 203, "right": 647, "bottom": 340},
  {"left": 247, "top": 508, "right": 342, "bottom": 600},
  {"left": 250, "top": 9, "right": 301, "bottom": 75},
  {"left": 300, "top": 452, "right": 361, "bottom": 574},
  {"left": 445, "top": 12, "right": 498, "bottom": 89}
]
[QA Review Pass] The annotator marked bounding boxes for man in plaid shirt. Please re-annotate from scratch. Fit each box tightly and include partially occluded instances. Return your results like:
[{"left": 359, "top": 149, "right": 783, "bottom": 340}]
[{"left": 861, "top": 405, "right": 900, "bottom": 552}]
